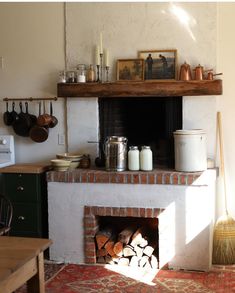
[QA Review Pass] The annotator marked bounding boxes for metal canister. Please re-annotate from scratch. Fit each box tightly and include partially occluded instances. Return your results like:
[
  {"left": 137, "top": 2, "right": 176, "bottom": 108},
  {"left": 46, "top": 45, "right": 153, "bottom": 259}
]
[{"left": 104, "top": 136, "right": 128, "bottom": 171}]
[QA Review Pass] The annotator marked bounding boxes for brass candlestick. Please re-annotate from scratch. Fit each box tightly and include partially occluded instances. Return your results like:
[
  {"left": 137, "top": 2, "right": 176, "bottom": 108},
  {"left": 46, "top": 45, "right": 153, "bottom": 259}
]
[
  {"left": 100, "top": 53, "right": 103, "bottom": 83},
  {"left": 96, "top": 65, "right": 100, "bottom": 82}
]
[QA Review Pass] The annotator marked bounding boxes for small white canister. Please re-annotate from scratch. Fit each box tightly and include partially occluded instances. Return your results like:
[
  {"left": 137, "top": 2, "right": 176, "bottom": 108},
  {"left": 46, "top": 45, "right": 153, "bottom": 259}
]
[{"left": 173, "top": 129, "right": 207, "bottom": 172}]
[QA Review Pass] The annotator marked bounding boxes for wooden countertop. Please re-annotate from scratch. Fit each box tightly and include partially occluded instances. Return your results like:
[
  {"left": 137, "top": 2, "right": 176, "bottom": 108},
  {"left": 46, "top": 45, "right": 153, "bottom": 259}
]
[{"left": 0, "top": 163, "right": 51, "bottom": 174}]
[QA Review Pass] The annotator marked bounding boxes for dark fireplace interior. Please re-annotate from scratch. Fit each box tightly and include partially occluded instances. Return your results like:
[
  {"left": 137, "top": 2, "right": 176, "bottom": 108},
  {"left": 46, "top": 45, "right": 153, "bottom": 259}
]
[
  {"left": 98, "top": 96, "right": 182, "bottom": 168},
  {"left": 96, "top": 216, "right": 159, "bottom": 267}
]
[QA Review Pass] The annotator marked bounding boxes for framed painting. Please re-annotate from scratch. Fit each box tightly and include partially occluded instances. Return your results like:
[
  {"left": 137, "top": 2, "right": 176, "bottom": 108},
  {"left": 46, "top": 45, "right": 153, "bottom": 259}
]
[
  {"left": 138, "top": 49, "right": 177, "bottom": 81},
  {"left": 116, "top": 59, "right": 144, "bottom": 81}
]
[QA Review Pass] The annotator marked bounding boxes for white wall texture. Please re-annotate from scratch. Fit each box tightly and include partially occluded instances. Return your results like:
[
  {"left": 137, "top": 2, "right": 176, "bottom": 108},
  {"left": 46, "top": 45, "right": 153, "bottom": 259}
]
[
  {"left": 0, "top": 2, "right": 234, "bottom": 220},
  {"left": 217, "top": 4, "right": 235, "bottom": 218},
  {"left": 0, "top": 3, "right": 66, "bottom": 163}
]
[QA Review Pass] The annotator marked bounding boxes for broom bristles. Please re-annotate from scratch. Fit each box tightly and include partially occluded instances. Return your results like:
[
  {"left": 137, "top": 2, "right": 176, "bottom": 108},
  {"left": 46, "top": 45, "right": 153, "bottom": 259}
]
[{"left": 213, "top": 214, "right": 235, "bottom": 264}]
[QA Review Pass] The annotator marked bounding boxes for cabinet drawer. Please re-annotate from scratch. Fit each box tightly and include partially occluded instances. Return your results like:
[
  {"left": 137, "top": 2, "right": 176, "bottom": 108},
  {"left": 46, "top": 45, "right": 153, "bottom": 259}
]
[
  {"left": 10, "top": 203, "right": 42, "bottom": 235},
  {"left": 5, "top": 173, "right": 40, "bottom": 202}
]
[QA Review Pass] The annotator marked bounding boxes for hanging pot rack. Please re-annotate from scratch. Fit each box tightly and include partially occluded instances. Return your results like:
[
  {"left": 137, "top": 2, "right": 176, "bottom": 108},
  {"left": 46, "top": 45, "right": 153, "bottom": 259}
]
[{"left": 3, "top": 97, "right": 58, "bottom": 102}]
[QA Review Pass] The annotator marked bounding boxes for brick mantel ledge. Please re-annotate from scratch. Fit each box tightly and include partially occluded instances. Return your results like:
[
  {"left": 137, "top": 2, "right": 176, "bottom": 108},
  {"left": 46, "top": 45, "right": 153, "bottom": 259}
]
[{"left": 46, "top": 168, "right": 216, "bottom": 186}]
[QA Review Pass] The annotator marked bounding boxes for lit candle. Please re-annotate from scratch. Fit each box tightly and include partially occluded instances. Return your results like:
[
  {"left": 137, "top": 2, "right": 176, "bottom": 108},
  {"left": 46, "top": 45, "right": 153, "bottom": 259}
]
[
  {"left": 96, "top": 45, "right": 100, "bottom": 65},
  {"left": 100, "top": 32, "right": 103, "bottom": 54},
  {"left": 105, "top": 49, "right": 109, "bottom": 67}
]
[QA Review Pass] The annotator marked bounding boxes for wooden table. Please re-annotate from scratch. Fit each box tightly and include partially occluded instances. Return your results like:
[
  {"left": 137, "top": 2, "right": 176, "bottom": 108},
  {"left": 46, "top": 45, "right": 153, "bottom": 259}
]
[{"left": 0, "top": 236, "right": 52, "bottom": 293}]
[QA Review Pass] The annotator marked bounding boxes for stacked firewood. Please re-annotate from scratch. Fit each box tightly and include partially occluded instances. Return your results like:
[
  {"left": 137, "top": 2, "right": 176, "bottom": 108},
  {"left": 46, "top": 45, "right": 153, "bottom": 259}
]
[{"left": 95, "top": 225, "right": 159, "bottom": 269}]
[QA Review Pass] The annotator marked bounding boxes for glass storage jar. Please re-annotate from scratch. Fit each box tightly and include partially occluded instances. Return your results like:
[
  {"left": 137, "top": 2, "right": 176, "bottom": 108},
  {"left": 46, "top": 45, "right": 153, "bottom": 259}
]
[
  {"left": 67, "top": 71, "right": 76, "bottom": 83},
  {"left": 58, "top": 70, "right": 66, "bottom": 83},
  {"left": 77, "top": 64, "right": 86, "bottom": 83}
]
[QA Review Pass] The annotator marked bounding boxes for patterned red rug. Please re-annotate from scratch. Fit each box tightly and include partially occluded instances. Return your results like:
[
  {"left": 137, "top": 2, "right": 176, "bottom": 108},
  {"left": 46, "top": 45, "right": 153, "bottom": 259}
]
[
  {"left": 46, "top": 264, "right": 235, "bottom": 293},
  {"left": 17, "top": 263, "right": 235, "bottom": 292}
]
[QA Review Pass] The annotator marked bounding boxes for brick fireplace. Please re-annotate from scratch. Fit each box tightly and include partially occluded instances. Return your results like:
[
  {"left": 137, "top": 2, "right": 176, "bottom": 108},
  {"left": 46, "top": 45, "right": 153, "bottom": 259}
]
[
  {"left": 47, "top": 168, "right": 216, "bottom": 271},
  {"left": 84, "top": 206, "right": 163, "bottom": 266}
]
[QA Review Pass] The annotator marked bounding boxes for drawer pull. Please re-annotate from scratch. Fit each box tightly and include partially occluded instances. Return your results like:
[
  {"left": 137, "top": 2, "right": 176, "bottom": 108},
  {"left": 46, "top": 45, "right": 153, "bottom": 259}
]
[
  {"left": 17, "top": 186, "right": 24, "bottom": 191},
  {"left": 18, "top": 216, "right": 25, "bottom": 221}
]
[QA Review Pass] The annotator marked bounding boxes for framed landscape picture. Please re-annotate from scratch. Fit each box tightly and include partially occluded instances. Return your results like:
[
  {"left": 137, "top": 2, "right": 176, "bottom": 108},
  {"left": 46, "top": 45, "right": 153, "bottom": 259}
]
[
  {"left": 138, "top": 49, "right": 177, "bottom": 81},
  {"left": 117, "top": 59, "right": 144, "bottom": 81}
]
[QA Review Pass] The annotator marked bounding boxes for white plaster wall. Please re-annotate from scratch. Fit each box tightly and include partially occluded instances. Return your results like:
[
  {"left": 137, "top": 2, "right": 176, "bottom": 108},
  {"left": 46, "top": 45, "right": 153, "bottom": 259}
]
[
  {"left": 48, "top": 170, "right": 216, "bottom": 271},
  {"left": 66, "top": 2, "right": 217, "bottom": 161},
  {"left": 67, "top": 97, "right": 98, "bottom": 161},
  {"left": 0, "top": 3, "right": 66, "bottom": 163},
  {"left": 217, "top": 4, "right": 235, "bottom": 218}
]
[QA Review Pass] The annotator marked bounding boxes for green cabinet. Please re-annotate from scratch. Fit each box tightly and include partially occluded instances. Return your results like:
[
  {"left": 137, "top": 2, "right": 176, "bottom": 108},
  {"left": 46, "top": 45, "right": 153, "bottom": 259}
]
[{"left": 2, "top": 172, "right": 48, "bottom": 238}]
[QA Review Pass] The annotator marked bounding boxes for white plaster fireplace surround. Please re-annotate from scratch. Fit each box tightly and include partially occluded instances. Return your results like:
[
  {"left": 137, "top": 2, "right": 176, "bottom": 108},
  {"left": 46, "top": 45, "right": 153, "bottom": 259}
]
[{"left": 48, "top": 169, "right": 216, "bottom": 271}]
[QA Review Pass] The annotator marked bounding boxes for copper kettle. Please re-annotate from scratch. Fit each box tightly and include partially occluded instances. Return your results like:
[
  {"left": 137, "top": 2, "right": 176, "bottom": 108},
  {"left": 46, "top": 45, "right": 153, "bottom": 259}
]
[
  {"left": 194, "top": 64, "right": 204, "bottom": 80},
  {"left": 179, "top": 62, "right": 192, "bottom": 81}
]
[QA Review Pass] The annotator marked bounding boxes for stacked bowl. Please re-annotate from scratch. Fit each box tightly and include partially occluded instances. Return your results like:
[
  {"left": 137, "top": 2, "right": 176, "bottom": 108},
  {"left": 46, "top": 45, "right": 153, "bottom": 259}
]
[
  {"left": 56, "top": 153, "right": 83, "bottom": 170},
  {"left": 50, "top": 159, "right": 71, "bottom": 171}
]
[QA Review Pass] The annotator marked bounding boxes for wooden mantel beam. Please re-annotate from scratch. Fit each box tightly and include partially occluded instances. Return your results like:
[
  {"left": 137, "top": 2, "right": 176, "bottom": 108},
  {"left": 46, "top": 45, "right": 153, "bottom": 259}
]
[{"left": 57, "top": 80, "right": 222, "bottom": 98}]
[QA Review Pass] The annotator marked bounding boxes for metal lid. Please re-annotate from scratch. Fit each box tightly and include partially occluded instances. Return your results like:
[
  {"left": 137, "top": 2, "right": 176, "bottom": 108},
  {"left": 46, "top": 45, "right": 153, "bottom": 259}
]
[
  {"left": 107, "top": 136, "right": 127, "bottom": 142},
  {"left": 77, "top": 64, "right": 86, "bottom": 70},
  {"left": 141, "top": 145, "right": 151, "bottom": 149},
  {"left": 129, "top": 146, "right": 138, "bottom": 150},
  {"left": 173, "top": 129, "right": 206, "bottom": 135}
]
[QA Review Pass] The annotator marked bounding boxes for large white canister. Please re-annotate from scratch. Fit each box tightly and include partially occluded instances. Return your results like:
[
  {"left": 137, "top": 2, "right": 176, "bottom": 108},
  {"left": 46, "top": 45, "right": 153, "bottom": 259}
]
[{"left": 173, "top": 129, "right": 207, "bottom": 172}]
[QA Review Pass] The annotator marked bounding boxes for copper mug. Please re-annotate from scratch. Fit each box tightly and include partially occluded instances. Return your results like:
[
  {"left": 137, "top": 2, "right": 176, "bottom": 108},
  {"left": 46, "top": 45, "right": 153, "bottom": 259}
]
[{"left": 179, "top": 62, "right": 192, "bottom": 81}]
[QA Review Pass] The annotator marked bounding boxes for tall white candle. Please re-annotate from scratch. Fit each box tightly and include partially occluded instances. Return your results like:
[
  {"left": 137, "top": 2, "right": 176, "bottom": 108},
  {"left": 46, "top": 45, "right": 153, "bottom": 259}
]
[
  {"left": 96, "top": 45, "right": 100, "bottom": 65},
  {"left": 105, "top": 49, "right": 109, "bottom": 67},
  {"left": 100, "top": 32, "right": 103, "bottom": 54}
]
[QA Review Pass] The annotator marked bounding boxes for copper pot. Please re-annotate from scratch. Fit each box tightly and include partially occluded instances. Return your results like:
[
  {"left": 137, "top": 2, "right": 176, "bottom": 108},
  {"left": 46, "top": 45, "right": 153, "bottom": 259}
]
[
  {"left": 179, "top": 62, "right": 192, "bottom": 81},
  {"left": 49, "top": 102, "right": 58, "bottom": 128},
  {"left": 29, "top": 102, "right": 49, "bottom": 143},
  {"left": 37, "top": 101, "right": 52, "bottom": 127},
  {"left": 206, "top": 71, "right": 223, "bottom": 80}
]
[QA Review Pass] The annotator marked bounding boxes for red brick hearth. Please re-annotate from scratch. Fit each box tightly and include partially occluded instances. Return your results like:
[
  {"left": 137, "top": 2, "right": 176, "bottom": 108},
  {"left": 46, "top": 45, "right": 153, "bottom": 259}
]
[
  {"left": 47, "top": 169, "right": 202, "bottom": 185},
  {"left": 84, "top": 206, "right": 163, "bottom": 264}
]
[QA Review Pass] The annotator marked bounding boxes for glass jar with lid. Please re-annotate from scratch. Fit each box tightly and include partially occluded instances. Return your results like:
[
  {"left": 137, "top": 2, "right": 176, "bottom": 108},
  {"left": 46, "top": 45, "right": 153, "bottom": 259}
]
[
  {"left": 58, "top": 70, "right": 66, "bottom": 83},
  {"left": 77, "top": 64, "right": 86, "bottom": 83},
  {"left": 66, "top": 71, "right": 76, "bottom": 83},
  {"left": 140, "top": 146, "right": 153, "bottom": 171},
  {"left": 128, "top": 146, "right": 139, "bottom": 171}
]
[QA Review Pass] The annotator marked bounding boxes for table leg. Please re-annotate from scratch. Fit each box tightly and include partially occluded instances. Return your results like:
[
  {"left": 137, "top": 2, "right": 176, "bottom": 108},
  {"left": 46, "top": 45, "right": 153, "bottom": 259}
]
[{"left": 27, "top": 252, "right": 45, "bottom": 293}]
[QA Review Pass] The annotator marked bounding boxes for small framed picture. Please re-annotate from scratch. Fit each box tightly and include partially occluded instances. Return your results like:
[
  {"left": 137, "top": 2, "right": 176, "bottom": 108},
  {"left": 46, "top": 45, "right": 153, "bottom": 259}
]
[
  {"left": 117, "top": 59, "right": 144, "bottom": 81},
  {"left": 138, "top": 49, "right": 177, "bottom": 81}
]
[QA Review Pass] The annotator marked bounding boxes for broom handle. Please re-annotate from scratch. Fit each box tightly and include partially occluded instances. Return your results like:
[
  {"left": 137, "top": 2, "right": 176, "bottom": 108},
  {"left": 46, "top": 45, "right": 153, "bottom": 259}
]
[{"left": 217, "top": 111, "right": 228, "bottom": 215}]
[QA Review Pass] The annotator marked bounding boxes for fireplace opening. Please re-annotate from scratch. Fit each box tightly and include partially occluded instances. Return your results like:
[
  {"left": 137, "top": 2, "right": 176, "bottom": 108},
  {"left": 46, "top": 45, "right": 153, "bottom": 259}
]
[
  {"left": 95, "top": 216, "right": 159, "bottom": 268},
  {"left": 98, "top": 96, "right": 182, "bottom": 168}
]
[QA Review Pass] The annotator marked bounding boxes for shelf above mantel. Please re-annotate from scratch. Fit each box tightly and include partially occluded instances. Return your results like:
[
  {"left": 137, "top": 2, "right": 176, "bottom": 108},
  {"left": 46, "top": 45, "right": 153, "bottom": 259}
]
[{"left": 57, "top": 80, "right": 222, "bottom": 98}]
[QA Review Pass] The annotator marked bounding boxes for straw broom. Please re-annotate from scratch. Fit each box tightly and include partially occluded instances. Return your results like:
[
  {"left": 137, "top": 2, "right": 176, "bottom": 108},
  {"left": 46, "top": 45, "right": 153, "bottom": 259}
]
[{"left": 212, "top": 112, "right": 235, "bottom": 264}]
